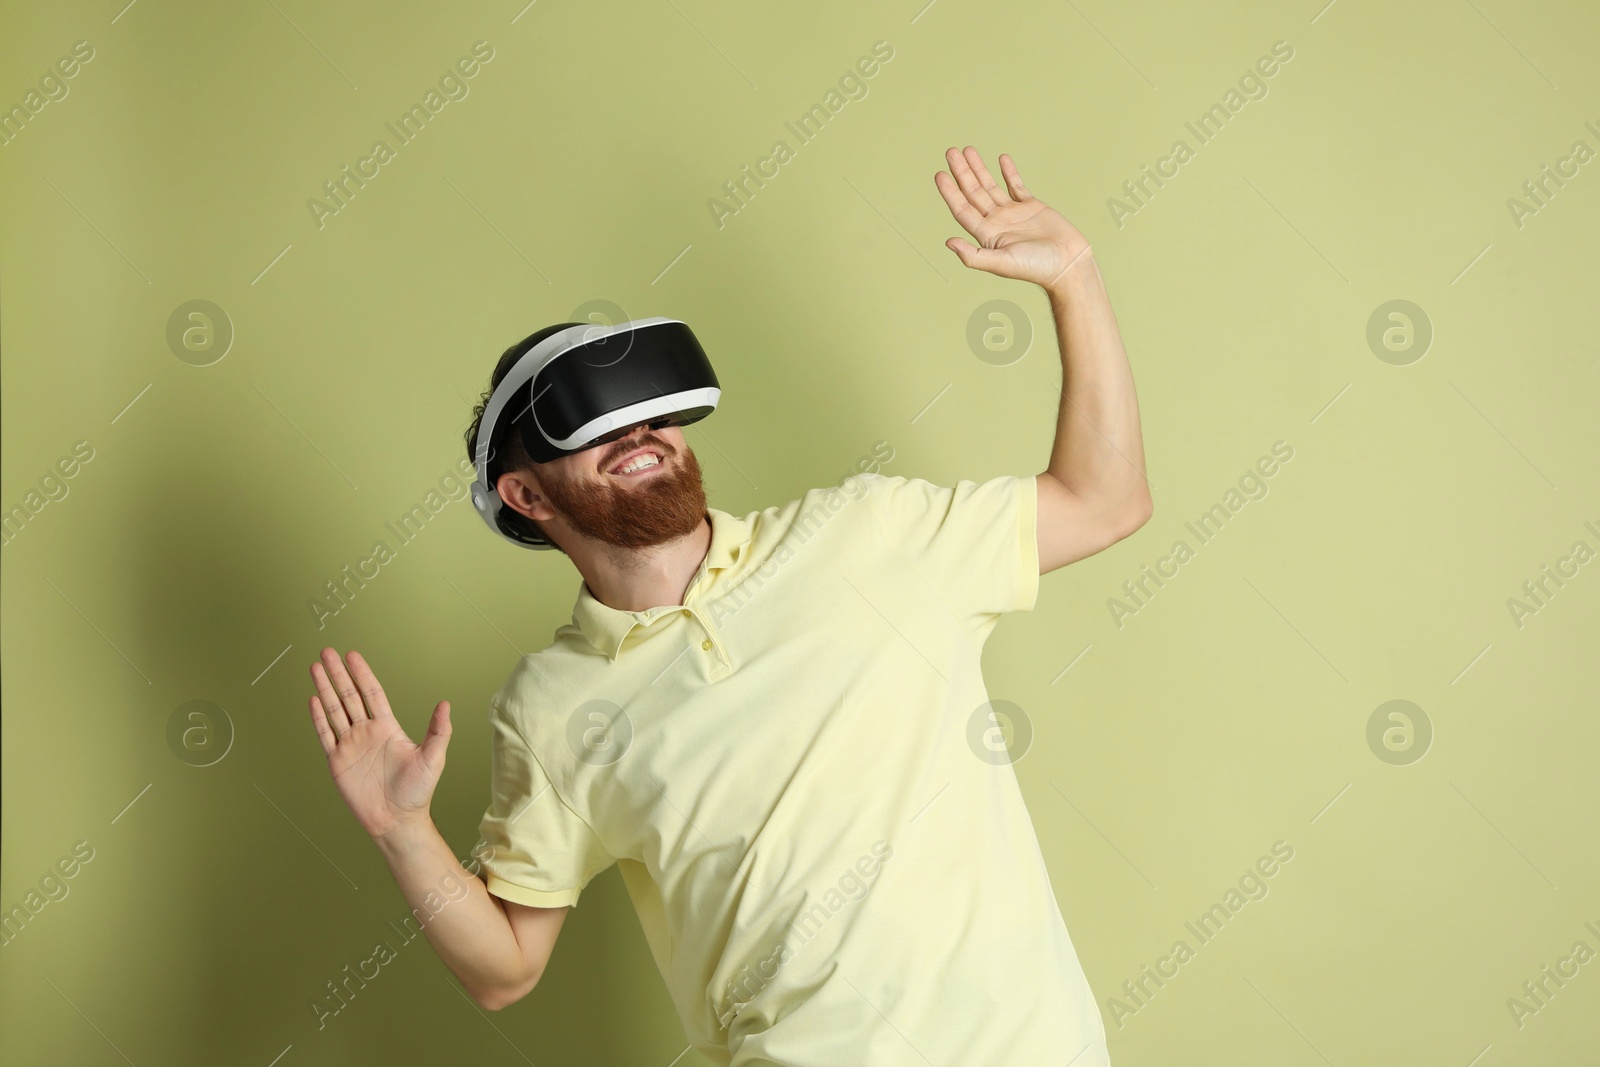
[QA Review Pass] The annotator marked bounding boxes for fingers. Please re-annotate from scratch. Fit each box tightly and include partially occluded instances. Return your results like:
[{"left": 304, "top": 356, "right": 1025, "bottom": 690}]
[
  {"left": 962, "top": 146, "right": 1010, "bottom": 208},
  {"left": 310, "top": 646, "right": 367, "bottom": 743},
  {"left": 934, "top": 170, "right": 988, "bottom": 238},
  {"left": 309, "top": 694, "right": 338, "bottom": 754},
  {"left": 310, "top": 661, "right": 353, "bottom": 739},
  {"left": 307, "top": 648, "right": 400, "bottom": 755},
  {"left": 319, "top": 647, "right": 371, "bottom": 724},
  {"left": 945, "top": 236, "right": 1007, "bottom": 273},
  {"left": 344, "top": 650, "right": 395, "bottom": 722},
  {"left": 945, "top": 146, "right": 999, "bottom": 214},
  {"left": 998, "top": 153, "right": 1033, "bottom": 201},
  {"left": 419, "top": 700, "right": 453, "bottom": 767}
]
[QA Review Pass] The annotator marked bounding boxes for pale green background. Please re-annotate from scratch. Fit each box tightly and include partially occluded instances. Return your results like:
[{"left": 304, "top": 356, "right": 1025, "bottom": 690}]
[{"left": 3, "top": 0, "right": 1597, "bottom": 1064}]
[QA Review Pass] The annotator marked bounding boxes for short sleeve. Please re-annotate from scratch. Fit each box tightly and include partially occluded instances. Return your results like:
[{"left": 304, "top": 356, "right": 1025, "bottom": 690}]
[
  {"left": 863, "top": 473, "right": 1040, "bottom": 632},
  {"left": 477, "top": 703, "right": 615, "bottom": 909}
]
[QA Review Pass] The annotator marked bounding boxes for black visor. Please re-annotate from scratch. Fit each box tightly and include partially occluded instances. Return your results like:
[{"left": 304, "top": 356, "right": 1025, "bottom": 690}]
[{"left": 511, "top": 320, "right": 719, "bottom": 464}]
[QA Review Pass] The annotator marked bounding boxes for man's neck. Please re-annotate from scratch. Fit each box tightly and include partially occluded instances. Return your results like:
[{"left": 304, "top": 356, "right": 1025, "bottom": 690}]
[{"left": 573, "top": 515, "right": 713, "bottom": 612}]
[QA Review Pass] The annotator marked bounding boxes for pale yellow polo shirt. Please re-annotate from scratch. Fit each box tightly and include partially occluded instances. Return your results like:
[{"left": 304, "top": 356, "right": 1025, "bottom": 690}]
[{"left": 477, "top": 472, "right": 1110, "bottom": 1066}]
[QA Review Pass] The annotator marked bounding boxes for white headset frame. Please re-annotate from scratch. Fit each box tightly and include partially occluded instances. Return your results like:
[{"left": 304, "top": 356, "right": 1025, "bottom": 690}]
[{"left": 467, "top": 316, "right": 721, "bottom": 549}]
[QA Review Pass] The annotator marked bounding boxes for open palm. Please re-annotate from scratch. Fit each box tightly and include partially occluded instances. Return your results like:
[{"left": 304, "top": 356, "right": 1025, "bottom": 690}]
[
  {"left": 307, "top": 647, "right": 452, "bottom": 841},
  {"left": 934, "top": 146, "right": 1093, "bottom": 289}
]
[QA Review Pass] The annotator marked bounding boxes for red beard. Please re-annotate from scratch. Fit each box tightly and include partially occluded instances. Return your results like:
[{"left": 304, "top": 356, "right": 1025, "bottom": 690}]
[{"left": 540, "top": 437, "right": 707, "bottom": 550}]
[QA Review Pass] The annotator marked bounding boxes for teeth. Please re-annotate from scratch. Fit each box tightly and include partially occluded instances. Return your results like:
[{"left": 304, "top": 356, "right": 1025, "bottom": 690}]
[{"left": 616, "top": 453, "right": 661, "bottom": 474}]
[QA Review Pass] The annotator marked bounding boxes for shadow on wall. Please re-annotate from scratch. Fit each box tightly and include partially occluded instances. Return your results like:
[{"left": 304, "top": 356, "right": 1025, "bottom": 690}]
[{"left": 103, "top": 211, "right": 883, "bottom": 1062}]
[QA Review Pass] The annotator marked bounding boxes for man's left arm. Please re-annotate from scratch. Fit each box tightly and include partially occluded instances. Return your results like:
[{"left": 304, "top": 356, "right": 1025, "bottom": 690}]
[{"left": 935, "top": 145, "right": 1153, "bottom": 575}]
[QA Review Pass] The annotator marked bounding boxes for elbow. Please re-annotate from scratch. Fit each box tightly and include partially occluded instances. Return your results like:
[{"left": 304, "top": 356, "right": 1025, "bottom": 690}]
[
  {"left": 1111, "top": 487, "right": 1153, "bottom": 540},
  {"left": 471, "top": 969, "right": 541, "bottom": 1012},
  {"left": 472, "top": 985, "right": 521, "bottom": 1013},
  {"left": 472, "top": 987, "right": 510, "bottom": 1012},
  {"left": 1127, "top": 489, "right": 1154, "bottom": 532}
]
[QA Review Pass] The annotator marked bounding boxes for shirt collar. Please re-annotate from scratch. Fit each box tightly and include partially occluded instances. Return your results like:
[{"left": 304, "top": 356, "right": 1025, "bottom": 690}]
[{"left": 572, "top": 507, "right": 752, "bottom": 661}]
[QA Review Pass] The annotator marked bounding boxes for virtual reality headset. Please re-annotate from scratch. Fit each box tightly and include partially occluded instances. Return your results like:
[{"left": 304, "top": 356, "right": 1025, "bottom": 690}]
[{"left": 469, "top": 316, "right": 721, "bottom": 550}]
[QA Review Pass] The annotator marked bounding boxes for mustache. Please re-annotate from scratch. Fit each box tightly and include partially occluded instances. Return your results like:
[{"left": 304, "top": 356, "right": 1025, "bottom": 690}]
[{"left": 600, "top": 432, "right": 671, "bottom": 472}]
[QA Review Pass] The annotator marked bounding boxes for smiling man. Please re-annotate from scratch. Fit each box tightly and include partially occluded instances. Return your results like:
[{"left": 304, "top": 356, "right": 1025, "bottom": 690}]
[{"left": 306, "top": 147, "right": 1151, "bottom": 1065}]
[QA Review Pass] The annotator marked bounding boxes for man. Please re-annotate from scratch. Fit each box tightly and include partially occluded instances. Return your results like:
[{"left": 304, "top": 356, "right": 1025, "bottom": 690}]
[{"left": 306, "top": 146, "right": 1151, "bottom": 1064}]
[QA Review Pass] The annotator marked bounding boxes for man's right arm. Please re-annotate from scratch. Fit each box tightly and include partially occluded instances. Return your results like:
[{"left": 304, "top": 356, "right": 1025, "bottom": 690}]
[
  {"left": 374, "top": 818, "right": 568, "bottom": 1011},
  {"left": 304, "top": 646, "right": 567, "bottom": 1013}
]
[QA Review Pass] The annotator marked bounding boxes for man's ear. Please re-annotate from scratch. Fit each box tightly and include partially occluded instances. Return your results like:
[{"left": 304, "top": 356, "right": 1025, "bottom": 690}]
[{"left": 495, "top": 469, "right": 554, "bottom": 523}]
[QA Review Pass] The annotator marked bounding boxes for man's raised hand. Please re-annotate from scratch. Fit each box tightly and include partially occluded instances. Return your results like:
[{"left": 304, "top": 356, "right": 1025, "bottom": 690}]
[
  {"left": 307, "top": 647, "right": 452, "bottom": 842},
  {"left": 934, "top": 146, "right": 1094, "bottom": 290}
]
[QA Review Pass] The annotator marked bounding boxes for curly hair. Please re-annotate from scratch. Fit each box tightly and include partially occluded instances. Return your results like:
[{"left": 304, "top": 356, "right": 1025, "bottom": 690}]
[{"left": 463, "top": 323, "right": 582, "bottom": 553}]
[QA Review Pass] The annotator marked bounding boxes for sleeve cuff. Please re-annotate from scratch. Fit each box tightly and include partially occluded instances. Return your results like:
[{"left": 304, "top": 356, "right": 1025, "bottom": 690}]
[
  {"left": 1016, "top": 475, "right": 1040, "bottom": 612},
  {"left": 484, "top": 871, "right": 584, "bottom": 909}
]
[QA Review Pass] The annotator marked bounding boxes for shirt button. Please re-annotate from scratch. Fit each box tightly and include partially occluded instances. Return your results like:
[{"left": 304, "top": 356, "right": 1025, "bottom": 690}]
[{"left": 701, "top": 638, "right": 714, "bottom": 651}]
